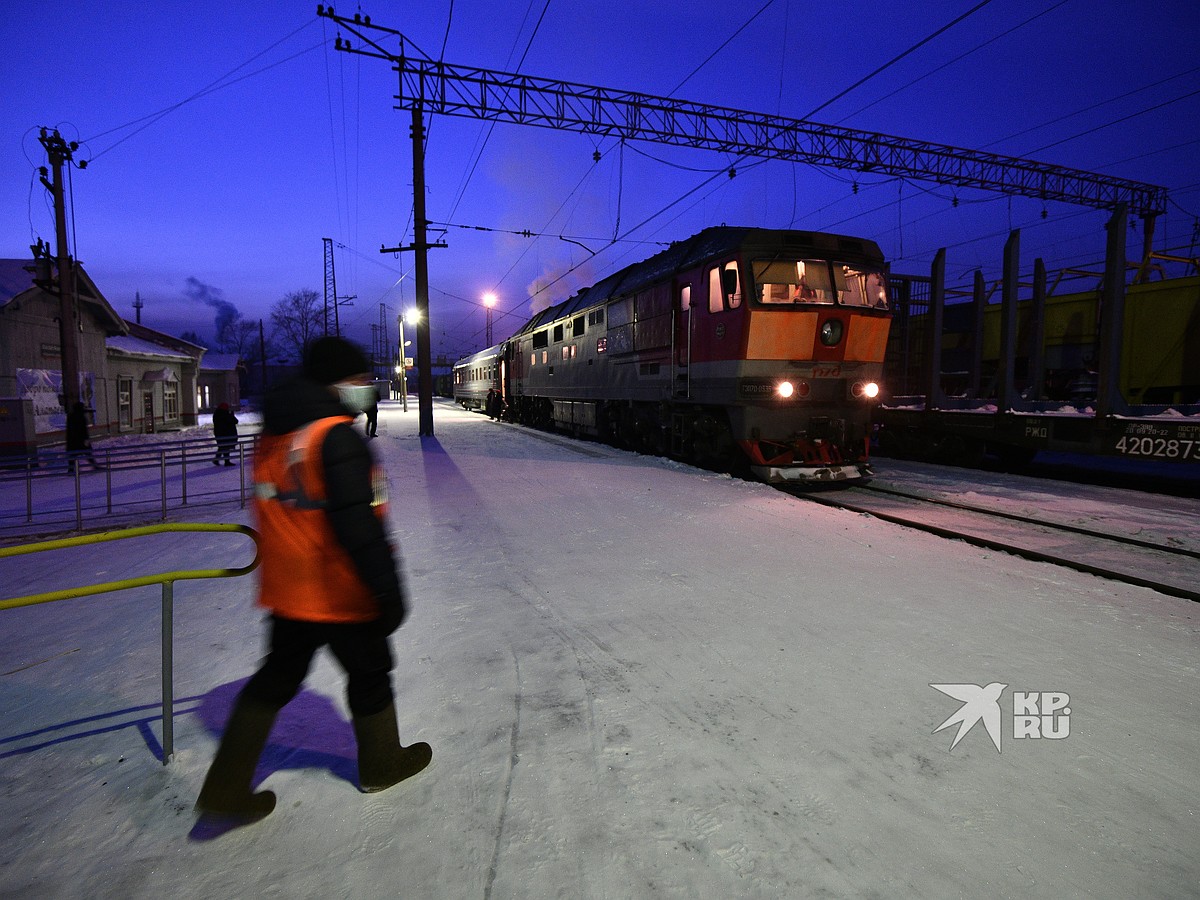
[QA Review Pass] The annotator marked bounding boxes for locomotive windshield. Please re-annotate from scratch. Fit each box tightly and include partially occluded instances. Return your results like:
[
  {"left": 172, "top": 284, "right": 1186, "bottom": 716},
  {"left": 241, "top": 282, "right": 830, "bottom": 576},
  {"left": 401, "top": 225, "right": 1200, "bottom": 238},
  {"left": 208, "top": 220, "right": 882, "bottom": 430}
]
[{"left": 752, "top": 258, "right": 888, "bottom": 309}]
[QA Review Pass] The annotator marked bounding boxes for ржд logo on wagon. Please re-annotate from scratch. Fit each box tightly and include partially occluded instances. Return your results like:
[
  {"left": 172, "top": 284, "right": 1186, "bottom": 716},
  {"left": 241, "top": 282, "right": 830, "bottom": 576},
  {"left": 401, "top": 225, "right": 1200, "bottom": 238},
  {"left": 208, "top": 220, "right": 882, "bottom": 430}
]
[{"left": 931, "top": 683, "right": 1071, "bottom": 753}]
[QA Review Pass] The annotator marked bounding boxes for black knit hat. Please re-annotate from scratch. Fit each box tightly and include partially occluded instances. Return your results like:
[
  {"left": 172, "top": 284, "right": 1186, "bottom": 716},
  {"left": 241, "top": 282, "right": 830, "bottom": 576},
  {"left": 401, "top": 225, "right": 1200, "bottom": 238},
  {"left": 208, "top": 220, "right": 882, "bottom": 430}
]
[{"left": 303, "top": 337, "right": 371, "bottom": 385}]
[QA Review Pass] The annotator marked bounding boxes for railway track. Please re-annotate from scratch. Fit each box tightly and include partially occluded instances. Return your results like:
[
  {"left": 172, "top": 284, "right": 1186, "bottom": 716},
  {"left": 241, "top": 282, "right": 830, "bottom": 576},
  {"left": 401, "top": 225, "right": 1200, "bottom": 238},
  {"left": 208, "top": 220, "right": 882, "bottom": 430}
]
[{"left": 795, "top": 481, "right": 1200, "bottom": 603}]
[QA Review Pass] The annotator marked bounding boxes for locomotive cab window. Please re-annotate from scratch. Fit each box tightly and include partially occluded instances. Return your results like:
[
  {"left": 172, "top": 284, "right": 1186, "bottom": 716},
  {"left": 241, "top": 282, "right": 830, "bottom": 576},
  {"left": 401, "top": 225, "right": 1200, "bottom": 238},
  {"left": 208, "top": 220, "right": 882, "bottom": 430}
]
[
  {"left": 707, "top": 262, "right": 742, "bottom": 313},
  {"left": 835, "top": 265, "right": 889, "bottom": 309},
  {"left": 753, "top": 259, "right": 834, "bottom": 304}
]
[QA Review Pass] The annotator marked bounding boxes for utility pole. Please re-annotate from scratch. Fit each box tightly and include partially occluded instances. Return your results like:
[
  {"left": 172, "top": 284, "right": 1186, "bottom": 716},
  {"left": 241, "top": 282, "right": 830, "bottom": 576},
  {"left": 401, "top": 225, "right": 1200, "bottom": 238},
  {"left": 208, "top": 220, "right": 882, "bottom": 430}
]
[
  {"left": 39, "top": 128, "right": 84, "bottom": 413},
  {"left": 380, "top": 108, "right": 447, "bottom": 437}
]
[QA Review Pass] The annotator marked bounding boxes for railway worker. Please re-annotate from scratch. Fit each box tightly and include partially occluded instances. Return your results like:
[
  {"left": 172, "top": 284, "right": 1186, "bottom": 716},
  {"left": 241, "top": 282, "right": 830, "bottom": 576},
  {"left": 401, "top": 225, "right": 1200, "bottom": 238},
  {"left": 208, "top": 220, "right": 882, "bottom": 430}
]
[{"left": 196, "top": 336, "right": 431, "bottom": 821}]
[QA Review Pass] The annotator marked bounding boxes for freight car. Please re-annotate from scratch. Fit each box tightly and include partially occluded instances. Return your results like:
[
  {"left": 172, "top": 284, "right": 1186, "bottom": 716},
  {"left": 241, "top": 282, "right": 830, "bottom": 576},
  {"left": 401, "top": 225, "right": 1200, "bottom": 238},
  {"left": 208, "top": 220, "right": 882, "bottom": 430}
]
[
  {"left": 454, "top": 226, "right": 891, "bottom": 483},
  {"left": 876, "top": 219, "right": 1200, "bottom": 467}
]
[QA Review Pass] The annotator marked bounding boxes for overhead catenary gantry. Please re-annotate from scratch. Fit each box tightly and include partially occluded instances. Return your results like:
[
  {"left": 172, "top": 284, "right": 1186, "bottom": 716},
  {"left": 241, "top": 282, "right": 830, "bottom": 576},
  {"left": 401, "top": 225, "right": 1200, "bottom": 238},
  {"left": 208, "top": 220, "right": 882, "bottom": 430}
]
[{"left": 316, "top": 5, "right": 1170, "bottom": 433}]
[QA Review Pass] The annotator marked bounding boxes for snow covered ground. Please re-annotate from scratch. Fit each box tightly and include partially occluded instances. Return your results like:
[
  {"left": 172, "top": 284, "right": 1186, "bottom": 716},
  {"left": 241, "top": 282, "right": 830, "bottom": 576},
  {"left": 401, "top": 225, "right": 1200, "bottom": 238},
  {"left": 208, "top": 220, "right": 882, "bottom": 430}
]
[{"left": 1, "top": 399, "right": 1197, "bottom": 899}]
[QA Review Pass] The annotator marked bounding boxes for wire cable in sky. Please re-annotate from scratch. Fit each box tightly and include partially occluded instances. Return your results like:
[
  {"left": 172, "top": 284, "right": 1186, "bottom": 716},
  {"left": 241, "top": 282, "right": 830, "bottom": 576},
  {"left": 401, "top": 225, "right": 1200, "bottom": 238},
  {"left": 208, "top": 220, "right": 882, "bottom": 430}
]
[
  {"left": 835, "top": 0, "right": 1071, "bottom": 126},
  {"left": 1025, "top": 86, "right": 1200, "bottom": 156},
  {"left": 668, "top": 0, "right": 777, "bottom": 96},
  {"left": 83, "top": 21, "right": 320, "bottom": 162},
  {"left": 444, "top": 0, "right": 553, "bottom": 223},
  {"left": 805, "top": 0, "right": 995, "bottom": 120},
  {"left": 983, "top": 63, "right": 1200, "bottom": 152}
]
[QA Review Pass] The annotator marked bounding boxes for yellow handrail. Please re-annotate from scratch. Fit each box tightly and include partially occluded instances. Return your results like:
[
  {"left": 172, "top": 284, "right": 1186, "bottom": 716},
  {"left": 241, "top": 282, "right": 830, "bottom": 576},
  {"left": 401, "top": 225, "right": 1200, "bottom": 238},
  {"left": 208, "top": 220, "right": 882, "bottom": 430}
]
[
  {"left": 0, "top": 523, "right": 260, "bottom": 610},
  {"left": 0, "top": 523, "right": 260, "bottom": 764}
]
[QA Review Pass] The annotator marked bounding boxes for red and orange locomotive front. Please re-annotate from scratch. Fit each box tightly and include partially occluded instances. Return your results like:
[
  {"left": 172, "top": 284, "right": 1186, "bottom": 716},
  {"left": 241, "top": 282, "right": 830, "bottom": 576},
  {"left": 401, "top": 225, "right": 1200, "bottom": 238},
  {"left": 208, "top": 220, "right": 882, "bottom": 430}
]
[{"left": 462, "top": 226, "right": 892, "bottom": 484}]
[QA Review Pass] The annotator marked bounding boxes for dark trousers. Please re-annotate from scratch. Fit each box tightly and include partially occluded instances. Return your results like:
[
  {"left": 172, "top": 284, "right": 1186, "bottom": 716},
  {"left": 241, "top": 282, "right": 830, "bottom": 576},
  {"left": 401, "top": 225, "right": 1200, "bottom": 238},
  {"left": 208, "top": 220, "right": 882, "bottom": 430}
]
[{"left": 242, "top": 615, "right": 394, "bottom": 717}]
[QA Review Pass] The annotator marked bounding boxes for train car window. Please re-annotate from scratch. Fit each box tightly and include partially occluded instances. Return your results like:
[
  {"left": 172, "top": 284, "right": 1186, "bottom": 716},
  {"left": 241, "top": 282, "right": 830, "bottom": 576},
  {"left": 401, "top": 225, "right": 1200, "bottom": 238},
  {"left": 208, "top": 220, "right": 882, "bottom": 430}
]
[
  {"left": 573, "top": 315, "right": 585, "bottom": 336},
  {"left": 834, "top": 265, "right": 890, "bottom": 309},
  {"left": 708, "top": 262, "right": 742, "bottom": 312},
  {"left": 532, "top": 330, "right": 548, "bottom": 349},
  {"left": 679, "top": 284, "right": 691, "bottom": 310},
  {"left": 553, "top": 324, "right": 564, "bottom": 342}
]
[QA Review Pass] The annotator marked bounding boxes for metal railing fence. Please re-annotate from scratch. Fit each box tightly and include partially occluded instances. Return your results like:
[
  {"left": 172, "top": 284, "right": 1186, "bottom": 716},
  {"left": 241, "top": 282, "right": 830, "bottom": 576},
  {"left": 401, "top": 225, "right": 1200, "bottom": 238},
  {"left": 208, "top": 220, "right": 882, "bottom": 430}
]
[
  {"left": 0, "top": 435, "right": 259, "bottom": 534},
  {"left": 0, "top": 523, "right": 261, "bottom": 764}
]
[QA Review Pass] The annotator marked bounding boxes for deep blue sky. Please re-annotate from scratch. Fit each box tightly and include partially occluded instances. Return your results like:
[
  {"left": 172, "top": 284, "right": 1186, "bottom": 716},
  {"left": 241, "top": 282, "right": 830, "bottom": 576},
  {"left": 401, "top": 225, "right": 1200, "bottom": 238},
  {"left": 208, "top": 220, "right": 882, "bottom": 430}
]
[{"left": 3, "top": 1, "right": 1198, "bottom": 361}]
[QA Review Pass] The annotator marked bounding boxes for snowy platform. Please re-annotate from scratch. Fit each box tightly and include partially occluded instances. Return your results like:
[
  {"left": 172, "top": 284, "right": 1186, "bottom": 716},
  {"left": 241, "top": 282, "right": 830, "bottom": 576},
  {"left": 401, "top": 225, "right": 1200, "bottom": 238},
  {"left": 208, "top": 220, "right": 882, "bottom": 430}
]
[{"left": 2, "top": 399, "right": 1197, "bottom": 898}]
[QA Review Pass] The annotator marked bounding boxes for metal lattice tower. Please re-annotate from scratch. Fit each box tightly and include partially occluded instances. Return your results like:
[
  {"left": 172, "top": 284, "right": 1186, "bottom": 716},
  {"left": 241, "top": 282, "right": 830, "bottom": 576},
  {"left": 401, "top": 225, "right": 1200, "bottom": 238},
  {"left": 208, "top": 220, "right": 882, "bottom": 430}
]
[{"left": 322, "top": 237, "right": 338, "bottom": 337}]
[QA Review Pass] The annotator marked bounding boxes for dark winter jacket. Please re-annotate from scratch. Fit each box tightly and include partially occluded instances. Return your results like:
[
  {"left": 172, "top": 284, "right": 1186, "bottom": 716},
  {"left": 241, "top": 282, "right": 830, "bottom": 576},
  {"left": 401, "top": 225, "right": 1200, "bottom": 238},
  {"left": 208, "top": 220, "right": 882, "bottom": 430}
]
[
  {"left": 65, "top": 403, "right": 91, "bottom": 451},
  {"left": 213, "top": 406, "right": 239, "bottom": 439},
  {"left": 257, "top": 376, "right": 406, "bottom": 632}
]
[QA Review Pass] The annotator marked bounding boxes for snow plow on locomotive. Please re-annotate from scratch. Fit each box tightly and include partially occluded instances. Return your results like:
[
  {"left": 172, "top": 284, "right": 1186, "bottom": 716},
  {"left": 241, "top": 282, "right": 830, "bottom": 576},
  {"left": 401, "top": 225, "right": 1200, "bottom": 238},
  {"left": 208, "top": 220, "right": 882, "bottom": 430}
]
[{"left": 454, "top": 226, "right": 891, "bottom": 484}]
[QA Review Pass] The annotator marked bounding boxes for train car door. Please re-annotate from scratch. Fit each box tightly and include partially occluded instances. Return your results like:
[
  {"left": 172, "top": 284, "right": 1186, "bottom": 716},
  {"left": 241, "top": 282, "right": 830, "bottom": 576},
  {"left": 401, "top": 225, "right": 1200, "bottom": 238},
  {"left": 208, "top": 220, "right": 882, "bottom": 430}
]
[{"left": 673, "top": 281, "right": 693, "bottom": 397}]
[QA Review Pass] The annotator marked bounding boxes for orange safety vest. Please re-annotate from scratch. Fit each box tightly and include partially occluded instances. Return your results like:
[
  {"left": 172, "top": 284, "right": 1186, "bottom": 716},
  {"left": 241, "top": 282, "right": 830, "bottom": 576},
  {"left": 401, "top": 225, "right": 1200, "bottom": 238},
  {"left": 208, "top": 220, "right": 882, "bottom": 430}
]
[{"left": 252, "top": 415, "right": 389, "bottom": 623}]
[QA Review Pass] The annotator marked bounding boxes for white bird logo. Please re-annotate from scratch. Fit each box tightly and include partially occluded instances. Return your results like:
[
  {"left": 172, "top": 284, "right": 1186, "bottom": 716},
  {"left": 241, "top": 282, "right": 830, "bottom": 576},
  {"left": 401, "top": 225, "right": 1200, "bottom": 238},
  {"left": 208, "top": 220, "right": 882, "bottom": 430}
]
[{"left": 931, "top": 682, "right": 1007, "bottom": 752}]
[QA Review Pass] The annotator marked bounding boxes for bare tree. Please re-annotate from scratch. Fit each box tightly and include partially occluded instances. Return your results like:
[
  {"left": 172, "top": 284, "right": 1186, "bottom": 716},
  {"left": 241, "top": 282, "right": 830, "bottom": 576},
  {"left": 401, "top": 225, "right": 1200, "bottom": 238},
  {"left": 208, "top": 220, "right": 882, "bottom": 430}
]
[
  {"left": 270, "top": 288, "right": 323, "bottom": 360},
  {"left": 218, "top": 318, "right": 264, "bottom": 360}
]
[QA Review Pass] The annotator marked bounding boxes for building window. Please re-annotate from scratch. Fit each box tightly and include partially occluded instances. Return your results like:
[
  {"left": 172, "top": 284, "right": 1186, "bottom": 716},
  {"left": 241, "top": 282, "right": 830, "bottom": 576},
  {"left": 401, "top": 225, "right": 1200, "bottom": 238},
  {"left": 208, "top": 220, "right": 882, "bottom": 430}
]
[
  {"left": 118, "top": 377, "right": 133, "bottom": 429},
  {"left": 163, "top": 385, "right": 179, "bottom": 422},
  {"left": 197, "top": 384, "right": 210, "bottom": 410}
]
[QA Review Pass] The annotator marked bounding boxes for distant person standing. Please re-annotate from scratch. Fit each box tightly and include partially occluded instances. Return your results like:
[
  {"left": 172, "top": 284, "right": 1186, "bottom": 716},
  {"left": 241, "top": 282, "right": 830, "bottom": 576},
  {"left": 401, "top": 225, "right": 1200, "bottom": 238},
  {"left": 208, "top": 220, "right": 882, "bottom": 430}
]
[
  {"left": 212, "top": 403, "right": 239, "bottom": 466},
  {"left": 196, "top": 337, "right": 430, "bottom": 822},
  {"left": 65, "top": 401, "right": 101, "bottom": 473},
  {"left": 363, "top": 385, "right": 379, "bottom": 438}
]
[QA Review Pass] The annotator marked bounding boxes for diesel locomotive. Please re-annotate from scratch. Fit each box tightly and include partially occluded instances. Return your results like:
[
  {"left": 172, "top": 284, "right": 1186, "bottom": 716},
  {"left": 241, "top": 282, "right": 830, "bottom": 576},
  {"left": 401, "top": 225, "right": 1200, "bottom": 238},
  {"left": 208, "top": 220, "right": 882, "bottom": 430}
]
[{"left": 454, "top": 226, "right": 892, "bottom": 483}]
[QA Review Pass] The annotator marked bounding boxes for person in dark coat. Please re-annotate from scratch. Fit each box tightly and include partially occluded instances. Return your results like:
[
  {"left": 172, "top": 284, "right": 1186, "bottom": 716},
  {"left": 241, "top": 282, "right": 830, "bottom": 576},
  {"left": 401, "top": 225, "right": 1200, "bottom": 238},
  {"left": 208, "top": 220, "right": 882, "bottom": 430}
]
[
  {"left": 212, "top": 403, "right": 239, "bottom": 466},
  {"left": 65, "top": 401, "right": 101, "bottom": 473},
  {"left": 363, "top": 385, "right": 379, "bottom": 438},
  {"left": 195, "top": 337, "right": 430, "bottom": 822}
]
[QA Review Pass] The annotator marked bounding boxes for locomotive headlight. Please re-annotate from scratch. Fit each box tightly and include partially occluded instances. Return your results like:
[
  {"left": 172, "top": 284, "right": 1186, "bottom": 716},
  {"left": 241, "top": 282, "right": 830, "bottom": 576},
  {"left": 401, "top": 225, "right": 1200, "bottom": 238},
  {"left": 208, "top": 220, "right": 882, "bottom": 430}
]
[
  {"left": 819, "top": 319, "right": 844, "bottom": 346},
  {"left": 777, "top": 380, "right": 795, "bottom": 399},
  {"left": 852, "top": 380, "right": 880, "bottom": 399}
]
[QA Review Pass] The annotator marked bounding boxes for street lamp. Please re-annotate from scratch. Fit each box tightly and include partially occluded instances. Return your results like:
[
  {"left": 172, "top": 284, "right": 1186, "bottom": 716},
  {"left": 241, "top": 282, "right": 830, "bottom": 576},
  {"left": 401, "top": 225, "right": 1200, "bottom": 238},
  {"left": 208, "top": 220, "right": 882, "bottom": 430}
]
[
  {"left": 397, "top": 308, "right": 420, "bottom": 412},
  {"left": 482, "top": 292, "right": 497, "bottom": 346}
]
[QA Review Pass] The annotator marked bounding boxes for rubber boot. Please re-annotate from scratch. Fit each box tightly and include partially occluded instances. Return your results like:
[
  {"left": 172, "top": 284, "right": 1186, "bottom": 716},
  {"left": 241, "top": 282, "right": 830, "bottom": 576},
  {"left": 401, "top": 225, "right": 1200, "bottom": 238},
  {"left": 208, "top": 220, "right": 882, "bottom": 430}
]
[
  {"left": 195, "top": 695, "right": 279, "bottom": 819},
  {"left": 352, "top": 704, "right": 432, "bottom": 793}
]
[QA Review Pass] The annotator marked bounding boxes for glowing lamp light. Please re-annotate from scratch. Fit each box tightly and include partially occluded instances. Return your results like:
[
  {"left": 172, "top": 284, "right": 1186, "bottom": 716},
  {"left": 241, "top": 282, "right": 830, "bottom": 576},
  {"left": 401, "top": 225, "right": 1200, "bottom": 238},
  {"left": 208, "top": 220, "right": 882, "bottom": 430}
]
[
  {"left": 852, "top": 381, "right": 881, "bottom": 399},
  {"left": 777, "top": 381, "right": 795, "bottom": 399}
]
